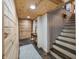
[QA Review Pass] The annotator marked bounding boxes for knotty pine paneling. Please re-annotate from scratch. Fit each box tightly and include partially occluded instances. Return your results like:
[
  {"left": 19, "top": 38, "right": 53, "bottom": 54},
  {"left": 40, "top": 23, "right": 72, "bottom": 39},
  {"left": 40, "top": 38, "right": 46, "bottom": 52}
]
[
  {"left": 19, "top": 20, "right": 32, "bottom": 39},
  {"left": 3, "top": 0, "right": 19, "bottom": 59}
]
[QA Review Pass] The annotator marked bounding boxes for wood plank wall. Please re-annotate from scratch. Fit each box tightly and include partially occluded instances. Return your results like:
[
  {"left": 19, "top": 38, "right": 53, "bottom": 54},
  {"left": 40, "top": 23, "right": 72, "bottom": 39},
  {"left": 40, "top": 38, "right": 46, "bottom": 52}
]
[
  {"left": 3, "top": 0, "right": 19, "bottom": 59},
  {"left": 19, "top": 20, "right": 32, "bottom": 40}
]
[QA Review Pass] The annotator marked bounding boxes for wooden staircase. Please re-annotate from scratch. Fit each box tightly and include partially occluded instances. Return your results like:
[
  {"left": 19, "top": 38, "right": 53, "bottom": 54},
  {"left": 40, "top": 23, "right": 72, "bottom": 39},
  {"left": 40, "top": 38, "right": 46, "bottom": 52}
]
[{"left": 49, "top": 16, "right": 76, "bottom": 59}]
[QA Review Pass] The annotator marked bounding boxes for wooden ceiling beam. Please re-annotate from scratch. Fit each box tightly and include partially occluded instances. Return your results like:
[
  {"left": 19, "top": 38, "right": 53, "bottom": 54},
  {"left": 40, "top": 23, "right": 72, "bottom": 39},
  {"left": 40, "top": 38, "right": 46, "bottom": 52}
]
[{"left": 49, "top": 0, "right": 63, "bottom": 5}]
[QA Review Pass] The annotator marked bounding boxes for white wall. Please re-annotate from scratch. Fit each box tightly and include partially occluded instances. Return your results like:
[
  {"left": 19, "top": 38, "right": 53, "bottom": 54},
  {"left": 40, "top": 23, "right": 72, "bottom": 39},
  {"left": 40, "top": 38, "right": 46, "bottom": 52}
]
[
  {"left": 37, "top": 14, "right": 49, "bottom": 53},
  {"left": 33, "top": 20, "right": 37, "bottom": 33},
  {"left": 66, "top": 3, "right": 71, "bottom": 17}
]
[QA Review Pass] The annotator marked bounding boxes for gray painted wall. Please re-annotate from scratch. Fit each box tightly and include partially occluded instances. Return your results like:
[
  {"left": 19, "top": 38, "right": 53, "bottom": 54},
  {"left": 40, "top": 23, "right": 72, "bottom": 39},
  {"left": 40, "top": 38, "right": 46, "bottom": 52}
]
[{"left": 47, "top": 8, "right": 66, "bottom": 48}]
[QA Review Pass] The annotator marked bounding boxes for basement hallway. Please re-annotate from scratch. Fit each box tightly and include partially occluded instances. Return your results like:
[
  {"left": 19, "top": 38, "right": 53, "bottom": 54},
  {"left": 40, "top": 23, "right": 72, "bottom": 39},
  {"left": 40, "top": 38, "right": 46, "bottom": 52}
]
[{"left": 3, "top": 0, "right": 76, "bottom": 59}]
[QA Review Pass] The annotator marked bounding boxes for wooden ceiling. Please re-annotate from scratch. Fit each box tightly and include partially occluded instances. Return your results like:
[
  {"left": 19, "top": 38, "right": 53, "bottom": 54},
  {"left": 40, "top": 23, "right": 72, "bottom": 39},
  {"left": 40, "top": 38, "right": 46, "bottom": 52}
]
[{"left": 14, "top": 0, "right": 67, "bottom": 20}]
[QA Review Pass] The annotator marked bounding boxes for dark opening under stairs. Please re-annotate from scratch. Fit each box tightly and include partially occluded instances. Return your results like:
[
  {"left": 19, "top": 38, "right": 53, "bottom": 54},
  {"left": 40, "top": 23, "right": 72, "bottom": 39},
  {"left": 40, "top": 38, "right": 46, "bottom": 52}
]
[{"left": 49, "top": 16, "right": 76, "bottom": 59}]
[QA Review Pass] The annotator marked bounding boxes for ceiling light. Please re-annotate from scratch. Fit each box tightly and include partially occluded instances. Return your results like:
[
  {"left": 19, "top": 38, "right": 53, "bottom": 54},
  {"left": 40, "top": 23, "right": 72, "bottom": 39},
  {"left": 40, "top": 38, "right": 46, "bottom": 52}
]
[
  {"left": 30, "top": 5, "right": 36, "bottom": 9},
  {"left": 27, "top": 16, "right": 30, "bottom": 19}
]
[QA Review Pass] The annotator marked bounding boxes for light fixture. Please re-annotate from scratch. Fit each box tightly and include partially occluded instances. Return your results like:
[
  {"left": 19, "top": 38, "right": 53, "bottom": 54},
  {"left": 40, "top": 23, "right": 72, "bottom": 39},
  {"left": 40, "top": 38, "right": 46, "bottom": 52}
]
[
  {"left": 30, "top": 5, "right": 36, "bottom": 10},
  {"left": 27, "top": 16, "right": 30, "bottom": 19}
]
